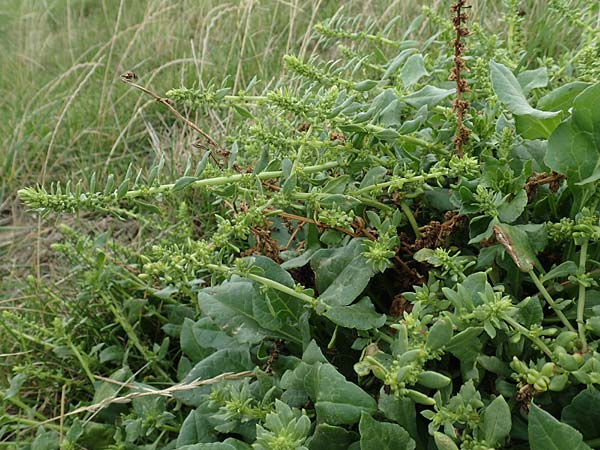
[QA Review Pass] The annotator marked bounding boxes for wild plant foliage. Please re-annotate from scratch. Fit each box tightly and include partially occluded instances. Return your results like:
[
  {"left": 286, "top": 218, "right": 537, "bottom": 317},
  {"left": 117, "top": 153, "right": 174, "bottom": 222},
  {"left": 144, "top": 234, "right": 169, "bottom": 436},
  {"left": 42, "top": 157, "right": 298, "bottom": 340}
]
[{"left": 5, "top": 0, "right": 600, "bottom": 448}]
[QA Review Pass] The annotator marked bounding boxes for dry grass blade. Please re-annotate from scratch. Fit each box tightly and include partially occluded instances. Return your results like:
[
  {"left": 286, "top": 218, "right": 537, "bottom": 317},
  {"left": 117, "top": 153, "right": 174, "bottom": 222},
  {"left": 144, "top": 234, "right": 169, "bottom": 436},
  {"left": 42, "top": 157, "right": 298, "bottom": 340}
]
[{"left": 43, "top": 370, "right": 256, "bottom": 425}]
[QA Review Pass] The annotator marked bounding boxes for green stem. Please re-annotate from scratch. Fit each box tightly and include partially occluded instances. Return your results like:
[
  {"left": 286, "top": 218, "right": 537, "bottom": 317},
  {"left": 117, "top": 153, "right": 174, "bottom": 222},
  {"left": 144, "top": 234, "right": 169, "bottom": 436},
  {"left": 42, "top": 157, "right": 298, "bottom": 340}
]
[
  {"left": 577, "top": 239, "right": 589, "bottom": 352},
  {"left": 4, "top": 416, "right": 62, "bottom": 432},
  {"left": 353, "top": 169, "right": 449, "bottom": 196},
  {"left": 126, "top": 161, "right": 341, "bottom": 198},
  {"left": 502, "top": 314, "right": 553, "bottom": 358},
  {"left": 104, "top": 296, "right": 172, "bottom": 381},
  {"left": 529, "top": 272, "right": 576, "bottom": 333},
  {"left": 400, "top": 201, "right": 421, "bottom": 238},
  {"left": 66, "top": 340, "right": 96, "bottom": 386}
]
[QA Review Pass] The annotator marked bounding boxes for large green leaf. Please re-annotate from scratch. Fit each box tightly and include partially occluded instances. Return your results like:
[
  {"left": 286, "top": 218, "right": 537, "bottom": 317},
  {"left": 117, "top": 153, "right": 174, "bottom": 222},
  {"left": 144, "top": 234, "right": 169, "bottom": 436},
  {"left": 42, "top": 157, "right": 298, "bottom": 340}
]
[
  {"left": 198, "top": 275, "right": 302, "bottom": 344},
  {"left": 401, "top": 54, "right": 428, "bottom": 87},
  {"left": 517, "top": 67, "right": 548, "bottom": 94},
  {"left": 281, "top": 342, "right": 376, "bottom": 425},
  {"left": 323, "top": 297, "right": 386, "bottom": 330},
  {"left": 403, "top": 85, "right": 454, "bottom": 109},
  {"left": 489, "top": 61, "right": 559, "bottom": 119},
  {"left": 529, "top": 403, "right": 591, "bottom": 450},
  {"left": 180, "top": 318, "right": 236, "bottom": 363},
  {"left": 175, "top": 348, "right": 253, "bottom": 406},
  {"left": 545, "top": 83, "right": 600, "bottom": 184},
  {"left": 177, "top": 407, "right": 217, "bottom": 446},
  {"left": 483, "top": 396, "right": 512, "bottom": 445},
  {"left": 562, "top": 388, "right": 600, "bottom": 439},
  {"left": 178, "top": 444, "right": 236, "bottom": 450},
  {"left": 311, "top": 239, "right": 375, "bottom": 306},
  {"left": 359, "top": 413, "right": 416, "bottom": 450},
  {"left": 308, "top": 424, "right": 358, "bottom": 450}
]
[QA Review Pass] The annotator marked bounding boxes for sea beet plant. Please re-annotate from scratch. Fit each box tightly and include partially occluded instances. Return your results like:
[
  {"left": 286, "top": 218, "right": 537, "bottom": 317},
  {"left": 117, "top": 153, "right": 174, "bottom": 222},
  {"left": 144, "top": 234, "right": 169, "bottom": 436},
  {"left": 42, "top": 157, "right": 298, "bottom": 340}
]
[{"left": 5, "top": 1, "right": 600, "bottom": 449}]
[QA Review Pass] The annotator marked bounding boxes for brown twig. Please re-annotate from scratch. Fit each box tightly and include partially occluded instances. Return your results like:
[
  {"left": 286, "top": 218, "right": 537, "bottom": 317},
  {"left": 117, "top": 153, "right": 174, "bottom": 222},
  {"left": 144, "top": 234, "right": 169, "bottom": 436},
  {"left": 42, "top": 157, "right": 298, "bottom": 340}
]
[
  {"left": 449, "top": 1, "right": 471, "bottom": 157},
  {"left": 119, "top": 71, "right": 224, "bottom": 162}
]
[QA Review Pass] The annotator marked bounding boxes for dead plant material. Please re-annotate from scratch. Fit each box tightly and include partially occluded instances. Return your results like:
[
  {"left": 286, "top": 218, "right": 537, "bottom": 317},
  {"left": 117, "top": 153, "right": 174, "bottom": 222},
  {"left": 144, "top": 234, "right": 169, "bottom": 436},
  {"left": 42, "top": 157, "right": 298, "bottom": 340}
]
[
  {"left": 414, "top": 212, "right": 467, "bottom": 250},
  {"left": 389, "top": 294, "right": 414, "bottom": 317},
  {"left": 241, "top": 226, "right": 283, "bottom": 264},
  {"left": 119, "top": 72, "right": 225, "bottom": 165},
  {"left": 449, "top": 0, "right": 471, "bottom": 157},
  {"left": 525, "top": 171, "right": 566, "bottom": 201},
  {"left": 264, "top": 339, "right": 285, "bottom": 375}
]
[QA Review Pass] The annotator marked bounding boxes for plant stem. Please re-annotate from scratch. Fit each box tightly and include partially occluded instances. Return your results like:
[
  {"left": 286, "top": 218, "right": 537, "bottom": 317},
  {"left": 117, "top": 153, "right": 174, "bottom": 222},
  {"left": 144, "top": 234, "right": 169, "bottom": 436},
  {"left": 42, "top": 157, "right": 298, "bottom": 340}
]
[
  {"left": 529, "top": 271, "right": 576, "bottom": 332},
  {"left": 400, "top": 201, "right": 422, "bottom": 238},
  {"left": 577, "top": 239, "right": 589, "bottom": 352},
  {"left": 126, "top": 161, "right": 341, "bottom": 199},
  {"left": 501, "top": 314, "right": 553, "bottom": 358}
]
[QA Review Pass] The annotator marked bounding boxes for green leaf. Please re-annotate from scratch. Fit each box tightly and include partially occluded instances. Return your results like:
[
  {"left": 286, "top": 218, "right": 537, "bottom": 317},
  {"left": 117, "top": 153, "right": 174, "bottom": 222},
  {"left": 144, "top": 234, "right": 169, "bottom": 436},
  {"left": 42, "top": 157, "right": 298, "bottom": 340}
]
[
  {"left": 378, "top": 390, "right": 420, "bottom": 446},
  {"left": 544, "top": 261, "right": 578, "bottom": 281},
  {"left": 308, "top": 424, "right": 358, "bottom": 450},
  {"left": 515, "top": 114, "right": 561, "bottom": 140},
  {"left": 282, "top": 346, "right": 377, "bottom": 425},
  {"left": 489, "top": 61, "right": 559, "bottom": 119},
  {"left": 417, "top": 371, "right": 451, "bottom": 389},
  {"left": 311, "top": 239, "right": 376, "bottom": 306},
  {"left": 359, "top": 413, "right": 416, "bottom": 450},
  {"left": 484, "top": 396, "right": 512, "bottom": 445},
  {"left": 403, "top": 85, "right": 454, "bottom": 109},
  {"left": 177, "top": 408, "right": 217, "bottom": 446},
  {"left": 180, "top": 317, "right": 237, "bottom": 363},
  {"left": 517, "top": 67, "right": 548, "bottom": 94},
  {"left": 323, "top": 297, "right": 386, "bottom": 330},
  {"left": 175, "top": 348, "right": 253, "bottom": 406},
  {"left": 497, "top": 189, "right": 528, "bottom": 223},
  {"left": 401, "top": 54, "right": 428, "bottom": 87},
  {"left": 529, "top": 403, "right": 591, "bottom": 450},
  {"left": 354, "top": 79, "right": 379, "bottom": 92},
  {"left": 545, "top": 84, "right": 600, "bottom": 185},
  {"left": 434, "top": 432, "right": 459, "bottom": 450},
  {"left": 173, "top": 176, "right": 197, "bottom": 192},
  {"left": 516, "top": 296, "right": 543, "bottom": 328},
  {"left": 537, "top": 81, "right": 590, "bottom": 112},
  {"left": 311, "top": 364, "right": 377, "bottom": 424},
  {"left": 562, "top": 388, "right": 600, "bottom": 439},
  {"left": 178, "top": 444, "right": 236, "bottom": 450},
  {"left": 198, "top": 272, "right": 302, "bottom": 344},
  {"left": 426, "top": 318, "right": 453, "bottom": 351}
]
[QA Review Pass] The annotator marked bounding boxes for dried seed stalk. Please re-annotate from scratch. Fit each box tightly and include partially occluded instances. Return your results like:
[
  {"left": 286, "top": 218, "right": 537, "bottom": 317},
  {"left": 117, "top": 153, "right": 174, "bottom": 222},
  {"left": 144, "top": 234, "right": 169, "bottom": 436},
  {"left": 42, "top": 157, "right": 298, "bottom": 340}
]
[{"left": 449, "top": 0, "right": 471, "bottom": 157}]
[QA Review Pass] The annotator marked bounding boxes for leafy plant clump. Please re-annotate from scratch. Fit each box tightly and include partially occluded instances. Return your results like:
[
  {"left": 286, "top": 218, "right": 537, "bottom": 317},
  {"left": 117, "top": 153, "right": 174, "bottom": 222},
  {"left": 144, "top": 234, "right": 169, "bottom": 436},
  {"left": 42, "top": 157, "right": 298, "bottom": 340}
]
[{"left": 5, "top": 1, "right": 600, "bottom": 449}]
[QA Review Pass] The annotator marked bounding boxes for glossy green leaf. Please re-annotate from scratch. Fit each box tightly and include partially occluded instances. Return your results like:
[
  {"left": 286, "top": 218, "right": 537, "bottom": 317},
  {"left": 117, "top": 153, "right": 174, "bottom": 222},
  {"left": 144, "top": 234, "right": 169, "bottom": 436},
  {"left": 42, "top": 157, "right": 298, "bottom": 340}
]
[
  {"left": 426, "top": 318, "right": 453, "bottom": 351},
  {"left": 177, "top": 408, "right": 217, "bottom": 446}
]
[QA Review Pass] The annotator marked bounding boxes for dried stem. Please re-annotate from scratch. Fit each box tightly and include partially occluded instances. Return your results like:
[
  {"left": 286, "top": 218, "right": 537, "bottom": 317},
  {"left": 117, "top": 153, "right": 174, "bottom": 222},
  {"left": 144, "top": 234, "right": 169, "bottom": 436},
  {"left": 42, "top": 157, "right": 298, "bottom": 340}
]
[
  {"left": 449, "top": 0, "right": 471, "bottom": 157},
  {"left": 120, "top": 72, "right": 224, "bottom": 164}
]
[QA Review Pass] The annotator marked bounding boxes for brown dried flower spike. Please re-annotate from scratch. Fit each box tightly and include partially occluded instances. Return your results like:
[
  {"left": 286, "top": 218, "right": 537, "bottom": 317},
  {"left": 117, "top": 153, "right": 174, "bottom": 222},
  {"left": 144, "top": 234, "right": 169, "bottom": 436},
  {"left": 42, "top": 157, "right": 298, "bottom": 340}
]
[{"left": 449, "top": 0, "right": 471, "bottom": 158}]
